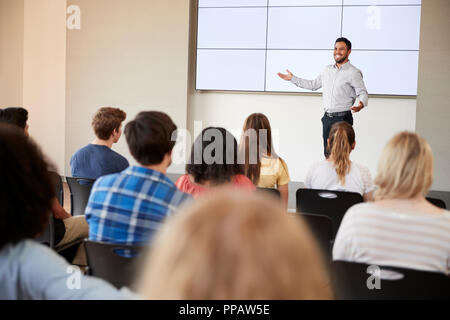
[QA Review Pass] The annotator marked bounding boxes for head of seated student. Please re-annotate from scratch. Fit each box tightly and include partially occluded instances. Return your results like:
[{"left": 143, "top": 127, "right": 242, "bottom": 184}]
[
  {"left": 240, "top": 113, "right": 290, "bottom": 206},
  {"left": 375, "top": 131, "right": 436, "bottom": 206},
  {"left": 326, "top": 121, "right": 355, "bottom": 185},
  {"left": 0, "top": 107, "right": 29, "bottom": 136},
  {"left": 136, "top": 190, "right": 332, "bottom": 299},
  {"left": 0, "top": 124, "right": 55, "bottom": 250},
  {"left": 176, "top": 127, "right": 254, "bottom": 196},
  {"left": 92, "top": 107, "right": 126, "bottom": 147},
  {"left": 124, "top": 111, "right": 177, "bottom": 174}
]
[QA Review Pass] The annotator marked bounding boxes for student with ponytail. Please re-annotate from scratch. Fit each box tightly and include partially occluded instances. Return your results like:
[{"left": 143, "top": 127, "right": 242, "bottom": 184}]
[{"left": 304, "top": 121, "right": 373, "bottom": 201}]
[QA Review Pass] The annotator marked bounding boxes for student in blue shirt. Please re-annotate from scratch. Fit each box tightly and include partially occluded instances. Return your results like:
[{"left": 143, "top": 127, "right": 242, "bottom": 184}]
[
  {"left": 70, "top": 107, "right": 129, "bottom": 180},
  {"left": 85, "top": 111, "right": 191, "bottom": 251}
]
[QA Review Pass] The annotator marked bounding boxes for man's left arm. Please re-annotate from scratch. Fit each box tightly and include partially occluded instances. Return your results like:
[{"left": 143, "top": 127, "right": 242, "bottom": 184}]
[{"left": 350, "top": 69, "right": 368, "bottom": 112}]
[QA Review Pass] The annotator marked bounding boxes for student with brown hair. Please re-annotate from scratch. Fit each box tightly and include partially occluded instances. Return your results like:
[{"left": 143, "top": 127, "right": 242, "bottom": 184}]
[
  {"left": 70, "top": 107, "right": 129, "bottom": 180},
  {"left": 333, "top": 132, "right": 450, "bottom": 275},
  {"left": 136, "top": 190, "right": 332, "bottom": 299},
  {"left": 85, "top": 111, "right": 191, "bottom": 249},
  {"left": 239, "top": 113, "right": 290, "bottom": 206},
  {"left": 0, "top": 124, "right": 135, "bottom": 299},
  {"left": 304, "top": 121, "right": 373, "bottom": 201}
]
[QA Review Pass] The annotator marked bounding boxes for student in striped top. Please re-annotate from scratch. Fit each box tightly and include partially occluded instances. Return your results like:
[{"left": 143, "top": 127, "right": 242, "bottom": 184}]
[{"left": 333, "top": 132, "right": 450, "bottom": 275}]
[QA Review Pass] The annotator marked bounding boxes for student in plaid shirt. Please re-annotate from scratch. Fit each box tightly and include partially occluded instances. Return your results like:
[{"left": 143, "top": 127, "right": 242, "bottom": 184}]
[{"left": 85, "top": 111, "right": 191, "bottom": 247}]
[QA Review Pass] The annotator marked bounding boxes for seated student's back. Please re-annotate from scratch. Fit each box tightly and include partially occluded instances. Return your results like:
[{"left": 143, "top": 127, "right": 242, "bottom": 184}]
[
  {"left": 305, "top": 121, "right": 373, "bottom": 201},
  {"left": 0, "top": 124, "right": 134, "bottom": 300},
  {"left": 176, "top": 127, "right": 255, "bottom": 198},
  {"left": 71, "top": 144, "right": 128, "bottom": 179},
  {"left": 333, "top": 132, "right": 450, "bottom": 275},
  {"left": 70, "top": 107, "right": 129, "bottom": 179},
  {"left": 239, "top": 113, "right": 290, "bottom": 207},
  {"left": 85, "top": 111, "right": 191, "bottom": 249}
]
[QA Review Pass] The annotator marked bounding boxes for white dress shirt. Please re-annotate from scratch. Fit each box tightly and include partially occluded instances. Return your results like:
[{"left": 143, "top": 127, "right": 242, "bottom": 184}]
[{"left": 291, "top": 61, "right": 369, "bottom": 113}]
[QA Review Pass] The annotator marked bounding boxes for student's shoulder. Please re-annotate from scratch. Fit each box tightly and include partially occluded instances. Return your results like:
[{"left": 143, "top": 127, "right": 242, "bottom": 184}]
[
  {"left": 353, "top": 162, "right": 372, "bottom": 176},
  {"left": 71, "top": 144, "right": 92, "bottom": 158},
  {"left": 12, "top": 240, "right": 66, "bottom": 268}
]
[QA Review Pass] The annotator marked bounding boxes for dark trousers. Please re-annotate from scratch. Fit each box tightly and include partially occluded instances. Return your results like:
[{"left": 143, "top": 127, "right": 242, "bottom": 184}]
[{"left": 321, "top": 111, "right": 353, "bottom": 157}]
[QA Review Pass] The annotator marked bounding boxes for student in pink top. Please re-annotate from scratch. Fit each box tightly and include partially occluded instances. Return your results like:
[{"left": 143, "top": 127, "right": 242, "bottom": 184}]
[{"left": 176, "top": 127, "right": 255, "bottom": 198}]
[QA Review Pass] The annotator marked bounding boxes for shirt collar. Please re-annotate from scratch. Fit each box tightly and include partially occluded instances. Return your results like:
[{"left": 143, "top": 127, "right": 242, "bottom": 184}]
[
  {"left": 334, "top": 60, "right": 351, "bottom": 70},
  {"left": 123, "top": 165, "right": 175, "bottom": 187}
]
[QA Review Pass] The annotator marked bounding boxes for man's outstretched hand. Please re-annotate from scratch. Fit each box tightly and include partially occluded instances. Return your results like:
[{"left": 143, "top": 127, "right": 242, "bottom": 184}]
[
  {"left": 277, "top": 69, "right": 293, "bottom": 81},
  {"left": 351, "top": 101, "right": 364, "bottom": 113}
]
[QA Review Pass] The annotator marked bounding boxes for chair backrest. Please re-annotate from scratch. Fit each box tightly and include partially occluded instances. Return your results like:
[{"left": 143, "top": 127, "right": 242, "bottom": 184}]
[
  {"left": 66, "top": 177, "right": 96, "bottom": 216},
  {"left": 256, "top": 187, "right": 281, "bottom": 199},
  {"left": 296, "top": 188, "right": 363, "bottom": 238},
  {"left": 331, "top": 260, "right": 450, "bottom": 299},
  {"left": 34, "top": 213, "right": 55, "bottom": 248},
  {"left": 300, "top": 213, "right": 333, "bottom": 262},
  {"left": 426, "top": 197, "right": 447, "bottom": 209},
  {"left": 48, "top": 171, "right": 64, "bottom": 206},
  {"left": 84, "top": 240, "right": 146, "bottom": 289}
]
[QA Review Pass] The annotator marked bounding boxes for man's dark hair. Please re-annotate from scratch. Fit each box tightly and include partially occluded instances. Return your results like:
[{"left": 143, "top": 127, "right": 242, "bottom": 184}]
[
  {"left": 0, "top": 107, "right": 28, "bottom": 129},
  {"left": 124, "top": 111, "right": 177, "bottom": 165},
  {"left": 335, "top": 37, "right": 352, "bottom": 51},
  {"left": 187, "top": 127, "right": 244, "bottom": 185},
  {"left": 0, "top": 124, "right": 55, "bottom": 249}
]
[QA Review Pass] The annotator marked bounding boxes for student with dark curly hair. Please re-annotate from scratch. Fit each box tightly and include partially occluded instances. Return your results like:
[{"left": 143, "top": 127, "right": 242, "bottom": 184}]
[
  {"left": 176, "top": 127, "right": 255, "bottom": 198},
  {"left": 0, "top": 124, "right": 135, "bottom": 299},
  {"left": 0, "top": 107, "right": 88, "bottom": 264}
]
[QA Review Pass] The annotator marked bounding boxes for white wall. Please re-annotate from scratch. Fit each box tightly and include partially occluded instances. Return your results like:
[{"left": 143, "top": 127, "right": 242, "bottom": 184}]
[
  {"left": 65, "top": 0, "right": 190, "bottom": 175},
  {"left": 0, "top": 0, "right": 24, "bottom": 106},
  {"left": 416, "top": 0, "right": 450, "bottom": 192},
  {"left": 22, "top": 0, "right": 67, "bottom": 174}
]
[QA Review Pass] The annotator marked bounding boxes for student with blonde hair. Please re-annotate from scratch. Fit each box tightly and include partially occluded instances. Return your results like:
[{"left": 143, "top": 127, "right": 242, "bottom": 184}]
[
  {"left": 239, "top": 113, "right": 290, "bottom": 207},
  {"left": 305, "top": 121, "right": 373, "bottom": 201},
  {"left": 333, "top": 132, "right": 450, "bottom": 275},
  {"left": 136, "top": 190, "right": 331, "bottom": 300}
]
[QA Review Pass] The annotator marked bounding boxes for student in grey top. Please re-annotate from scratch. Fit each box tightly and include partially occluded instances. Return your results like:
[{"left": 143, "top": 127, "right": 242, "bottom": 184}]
[
  {"left": 0, "top": 124, "right": 136, "bottom": 300},
  {"left": 278, "top": 37, "right": 368, "bottom": 157}
]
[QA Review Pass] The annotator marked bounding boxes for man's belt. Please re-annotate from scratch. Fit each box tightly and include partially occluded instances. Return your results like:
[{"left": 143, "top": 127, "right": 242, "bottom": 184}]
[{"left": 325, "top": 110, "right": 351, "bottom": 117}]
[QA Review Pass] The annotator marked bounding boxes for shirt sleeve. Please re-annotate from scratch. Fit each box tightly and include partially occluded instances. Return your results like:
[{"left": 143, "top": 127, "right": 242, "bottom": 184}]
[
  {"left": 304, "top": 162, "right": 320, "bottom": 189},
  {"left": 19, "top": 241, "right": 138, "bottom": 300},
  {"left": 276, "top": 159, "right": 290, "bottom": 186},
  {"left": 290, "top": 73, "right": 322, "bottom": 91},
  {"left": 355, "top": 163, "right": 374, "bottom": 194},
  {"left": 351, "top": 69, "right": 369, "bottom": 107}
]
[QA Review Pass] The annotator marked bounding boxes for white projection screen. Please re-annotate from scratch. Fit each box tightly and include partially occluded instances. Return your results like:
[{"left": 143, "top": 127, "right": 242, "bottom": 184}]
[{"left": 196, "top": 0, "right": 422, "bottom": 95}]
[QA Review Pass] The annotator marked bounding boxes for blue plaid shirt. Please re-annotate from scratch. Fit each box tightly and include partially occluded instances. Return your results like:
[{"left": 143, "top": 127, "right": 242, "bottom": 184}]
[{"left": 85, "top": 166, "right": 191, "bottom": 246}]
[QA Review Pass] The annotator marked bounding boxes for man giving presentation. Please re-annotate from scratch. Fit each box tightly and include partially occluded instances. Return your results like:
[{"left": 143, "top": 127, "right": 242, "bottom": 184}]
[{"left": 278, "top": 37, "right": 368, "bottom": 157}]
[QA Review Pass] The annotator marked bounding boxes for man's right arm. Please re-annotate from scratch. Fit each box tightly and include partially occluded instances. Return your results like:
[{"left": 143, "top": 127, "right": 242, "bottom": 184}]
[{"left": 290, "top": 73, "right": 322, "bottom": 91}]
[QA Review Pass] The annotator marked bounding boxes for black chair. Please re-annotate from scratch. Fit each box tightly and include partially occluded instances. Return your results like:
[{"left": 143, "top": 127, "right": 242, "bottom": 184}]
[
  {"left": 84, "top": 240, "right": 146, "bottom": 289},
  {"left": 35, "top": 213, "right": 55, "bottom": 248},
  {"left": 296, "top": 188, "right": 363, "bottom": 238},
  {"left": 49, "top": 171, "right": 64, "bottom": 206},
  {"left": 426, "top": 197, "right": 446, "bottom": 209},
  {"left": 256, "top": 187, "right": 281, "bottom": 199},
  {"left": 300, "top": 213, "right": 333, "bottom": 262},
  {"left": 331, "top": 260, "right": 450, "bottom": 299},
  {"left": 66, "top": 177, "right": 96, "bottom": 216}
]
